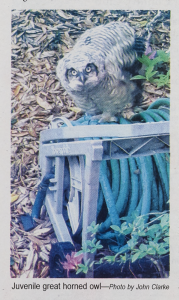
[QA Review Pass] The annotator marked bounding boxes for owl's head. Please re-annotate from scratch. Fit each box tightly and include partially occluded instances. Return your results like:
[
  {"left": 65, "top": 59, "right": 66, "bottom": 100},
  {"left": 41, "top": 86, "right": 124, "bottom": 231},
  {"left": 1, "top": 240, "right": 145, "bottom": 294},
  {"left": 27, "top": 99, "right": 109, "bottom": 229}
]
[
  {"left": 65, "top": 62, "right": 99, "bottom": 91},
  {"left": 56, "top": 50, "right": 106, "bottom": 94}
]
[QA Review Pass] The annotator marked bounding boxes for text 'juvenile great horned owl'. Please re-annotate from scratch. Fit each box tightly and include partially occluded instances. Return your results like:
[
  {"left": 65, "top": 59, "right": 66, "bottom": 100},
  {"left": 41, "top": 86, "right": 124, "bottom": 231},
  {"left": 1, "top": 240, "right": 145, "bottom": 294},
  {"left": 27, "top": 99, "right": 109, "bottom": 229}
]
[{"left": 56, "top": 21, "right": 145, "bottom": 122}]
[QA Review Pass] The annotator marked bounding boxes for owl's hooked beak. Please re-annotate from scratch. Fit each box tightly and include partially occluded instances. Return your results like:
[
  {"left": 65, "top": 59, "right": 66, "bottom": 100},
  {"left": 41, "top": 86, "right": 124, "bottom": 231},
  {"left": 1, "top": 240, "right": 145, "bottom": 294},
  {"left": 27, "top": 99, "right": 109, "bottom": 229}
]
[{"left": 78, "top": 72, "right": 85, "bottom": 84}]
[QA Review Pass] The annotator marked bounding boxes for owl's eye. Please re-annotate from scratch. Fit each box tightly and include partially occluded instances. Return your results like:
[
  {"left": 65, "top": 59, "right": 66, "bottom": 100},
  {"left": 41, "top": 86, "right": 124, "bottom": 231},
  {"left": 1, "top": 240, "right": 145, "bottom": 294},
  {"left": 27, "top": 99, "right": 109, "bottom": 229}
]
[
  {"left": 85, "top": 66, "right": 91, "bottom": 73},
  {"left": 71, "top": 69, "right": 77, "bottom": 76}
]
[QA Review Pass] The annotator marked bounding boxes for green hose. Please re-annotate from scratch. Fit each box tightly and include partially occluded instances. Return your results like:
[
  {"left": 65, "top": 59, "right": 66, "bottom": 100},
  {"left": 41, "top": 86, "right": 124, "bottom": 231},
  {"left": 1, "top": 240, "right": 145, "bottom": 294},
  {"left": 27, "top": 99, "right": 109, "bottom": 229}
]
[
  {"left": 116, "top": 158, "right": 130, "bottom": 216},
  {"left": 127, "top": 158, "right": 139, "bottom": 216},
  {"left": 144, "top": 110, "right": 164, "bottom": 122},
  {"left": 135, "top": 156, "right": 152, "bottom": 216},
  {"left": 148, "top": 109, "right": 170, "bottom": 121},
  {"left": 148, "top": 98, "right": 170, "bottom": 109},
  {"left": 99, "top": 160, "right": 121, "bottom": 227},
  {"left": 110, "top": 159, "right": 120, "bottom": 203},
  {"left": 153, "top": 153, "right": 169, "bottom": 200},
  {"left": 131, "top": 111, "right": 154, "bottom": 122}
]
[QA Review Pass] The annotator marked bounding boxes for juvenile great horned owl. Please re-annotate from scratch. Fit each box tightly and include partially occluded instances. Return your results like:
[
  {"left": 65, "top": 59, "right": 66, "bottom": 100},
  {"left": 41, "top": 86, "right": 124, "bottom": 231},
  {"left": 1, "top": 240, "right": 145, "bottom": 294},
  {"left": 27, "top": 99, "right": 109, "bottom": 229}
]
[{"left": 56, "top": 21, "right": 145, "bottom": 122}]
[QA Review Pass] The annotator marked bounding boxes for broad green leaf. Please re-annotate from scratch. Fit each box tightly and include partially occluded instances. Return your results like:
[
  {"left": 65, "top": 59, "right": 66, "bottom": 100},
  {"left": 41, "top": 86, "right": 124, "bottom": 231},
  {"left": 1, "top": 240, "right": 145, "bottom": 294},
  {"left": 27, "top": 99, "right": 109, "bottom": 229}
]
[
  {"left": 92, "top": 237, "right": 97, "bottom": 244},
  {"left": 146, "top": 64, "right": 154, "bottom": 74},
  {"left": 127, "top": 238, "right": 138, "bottom": 249},
  {"left": 96, "top": 244, "right": 103, "bottom": 249},
  {"left": 153, "top": 237, "right": 160, "bottom": 243},
  {"left": 76, "top": 250, "right": 84, "bottom": 255},
  {"left": 162, "top": 225, "right": 169, "bottom": 233},
  {"left": 138, "top": 252, "right": 148, "bottom": 259},
  {"left": 150, "top": 56, "right": 163, "bottom": 65},
  {"left": 131, "top": 252, "right": 141, "bottom": 263},
  {"left": 149, "top": 241, "right": 158, "bottom": 249},
  {"left": 133, "top": 217, "right": 146, "bottom": 232},
  {"left": 85, "top": 240, "right": 92, "bottom": 246},
  {"left": 121, "top": 222, "right": 129, "bottom": 230},
  {"left": 78, "top": 263, "right": 85, "bottom": 268},
  {"left": 76, "top": 269, "right": 82, "bottom": 274},
  {"left": 147, "top": 248, "right": 156, "bottom": 255},
  {"left": 139, "top": 243, "right": 148, "bottom": 252},
  {"left": 145, "top": 64, "right": 158, "bottom": 81},
  {"left": 123, "top": 228, "right": 133, "bottom": 235},
  {"left": 138, "top": 55, "right": 152, "bottom": 66},
  {"left": 91, "top": 248, "right": 96, "bottom": 253},
  {"left": 97, "top": 258, "right": 104, "bottom": 264},
  {"left": 155, "top": 230, "right": 162, "bottom": 238},
  {"left": 164, "top": 237, "right": 169, "bottom": 244},
  {"left": 157, "top": 247, "right": 169, "bottom": 255},
  {"left": 147, "top": 71, "right": 158, "bottom": 81},
  {"left": 146, "top": 224, "right": 161, "bottom": 238},
  {"left": 157, "top": 50, "right": 170, "bottom": 62},
  {"left": 110, "top": 225, "right": 121, "bottom": 232},
  {"left": 96, "top": 240, "right": 101, "bottom": 246},
  {"left": 138, "top": 230, "right": 147, "bottom": 237},
  {"left": 104, "top": 255, "right": 116, "bottom": 262},
  {"left": 160, "top": 214, "right": 169, "bottom": 228},
  {"left": 131, "top": 75, "right": 146, "bottom": 80},
  {"left": 82, "top": 266, "right": 89, "bottom": 274}
]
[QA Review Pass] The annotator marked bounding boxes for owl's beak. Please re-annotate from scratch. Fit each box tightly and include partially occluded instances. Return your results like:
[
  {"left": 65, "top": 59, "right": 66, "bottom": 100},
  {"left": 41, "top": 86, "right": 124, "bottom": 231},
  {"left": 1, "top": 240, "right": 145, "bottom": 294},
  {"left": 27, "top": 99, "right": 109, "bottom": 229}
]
[{"left": 79, "top": 72, "right": 85, "bottom": 84}]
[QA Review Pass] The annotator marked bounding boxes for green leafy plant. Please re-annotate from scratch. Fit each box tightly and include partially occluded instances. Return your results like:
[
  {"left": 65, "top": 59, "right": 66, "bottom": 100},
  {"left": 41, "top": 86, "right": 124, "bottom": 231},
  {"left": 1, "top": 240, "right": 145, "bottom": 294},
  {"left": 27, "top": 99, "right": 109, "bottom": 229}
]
[
  {"left": 113, "top": 211, "right": 169, "bottom": 263},
  {"left": 76, "top": 259, "right": 91, "bottom": 275},
  {"left": 75, "top": 211, "right": 169, "bottom": 277},
  {"left": 74, "top": 238, "right": 103, "bottom": 275},
  {"left": 86, "top": 221, "right": 100, "bottom": 236},
  {"left": 131, "top": 50, "right": 170, "bottom": 88},
  {"left": 116, "top": 211, "right": 169, "bottom": 277},
  {"left": 77, "top": 237, "right": 103, "bottom": 256}
]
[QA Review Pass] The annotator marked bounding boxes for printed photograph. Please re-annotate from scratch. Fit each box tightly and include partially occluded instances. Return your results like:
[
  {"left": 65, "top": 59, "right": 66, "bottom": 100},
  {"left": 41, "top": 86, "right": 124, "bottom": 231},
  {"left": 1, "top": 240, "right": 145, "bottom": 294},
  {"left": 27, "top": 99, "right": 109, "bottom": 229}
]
[{"left": 11, "top": 9, "right": 170, "bottom": 279}]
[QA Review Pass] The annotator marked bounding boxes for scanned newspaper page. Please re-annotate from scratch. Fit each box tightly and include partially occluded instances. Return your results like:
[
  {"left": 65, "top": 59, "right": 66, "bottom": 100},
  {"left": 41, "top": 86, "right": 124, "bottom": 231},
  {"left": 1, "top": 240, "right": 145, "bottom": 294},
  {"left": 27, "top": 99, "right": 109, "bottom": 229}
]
[{"left": 1, "top": 0, "right": 179, "bottom": 299}]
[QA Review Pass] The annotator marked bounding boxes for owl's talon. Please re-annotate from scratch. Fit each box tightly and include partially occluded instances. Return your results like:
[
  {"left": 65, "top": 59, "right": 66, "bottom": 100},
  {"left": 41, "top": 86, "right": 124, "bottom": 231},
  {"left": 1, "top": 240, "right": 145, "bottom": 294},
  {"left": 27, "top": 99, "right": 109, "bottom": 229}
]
[
  {"left": 90, "top": 115, "right": 102, "bottom": 121},
  {"left": 90, "top": 114, "right": 118, "bottom": 124},
  {"left": 99, "top": 116, "right": 118, "bottom": 123},
  {"left": 88, "top": 119, "right": 92, "bottom": 125}
]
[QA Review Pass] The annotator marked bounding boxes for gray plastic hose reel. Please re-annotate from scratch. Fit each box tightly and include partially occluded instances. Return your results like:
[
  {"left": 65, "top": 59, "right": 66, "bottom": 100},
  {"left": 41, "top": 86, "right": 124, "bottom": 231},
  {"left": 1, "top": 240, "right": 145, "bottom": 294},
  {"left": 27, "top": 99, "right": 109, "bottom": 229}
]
[{"left": 39, "top": 117, "right": 169, "bottom": 266}]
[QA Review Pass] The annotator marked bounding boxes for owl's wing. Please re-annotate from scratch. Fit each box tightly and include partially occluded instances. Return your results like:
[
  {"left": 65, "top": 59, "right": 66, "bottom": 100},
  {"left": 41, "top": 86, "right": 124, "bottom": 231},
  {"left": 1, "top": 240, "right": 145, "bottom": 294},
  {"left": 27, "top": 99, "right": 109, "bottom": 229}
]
[{"left": 104, "top": 34, "right": 146, "bottom": 80}]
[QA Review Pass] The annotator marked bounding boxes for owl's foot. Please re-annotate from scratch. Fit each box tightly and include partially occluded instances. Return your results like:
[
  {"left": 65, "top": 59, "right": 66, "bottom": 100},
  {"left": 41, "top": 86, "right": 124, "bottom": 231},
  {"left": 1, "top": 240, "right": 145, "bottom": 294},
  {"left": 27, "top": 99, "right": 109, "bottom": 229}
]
[{"left": 90, "top": 113, "right": 118, "bottom": 124}]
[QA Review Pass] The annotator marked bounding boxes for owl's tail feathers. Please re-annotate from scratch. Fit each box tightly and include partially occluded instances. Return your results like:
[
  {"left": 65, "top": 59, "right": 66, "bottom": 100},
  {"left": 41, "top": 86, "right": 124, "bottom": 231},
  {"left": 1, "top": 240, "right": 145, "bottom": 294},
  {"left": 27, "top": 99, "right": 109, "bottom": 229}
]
[
  {"left": 124, "top": 37, "right": 146, "bottom": 77},
  {"left": 133, "top": 36, "right": 146, "bottom": 57}
]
